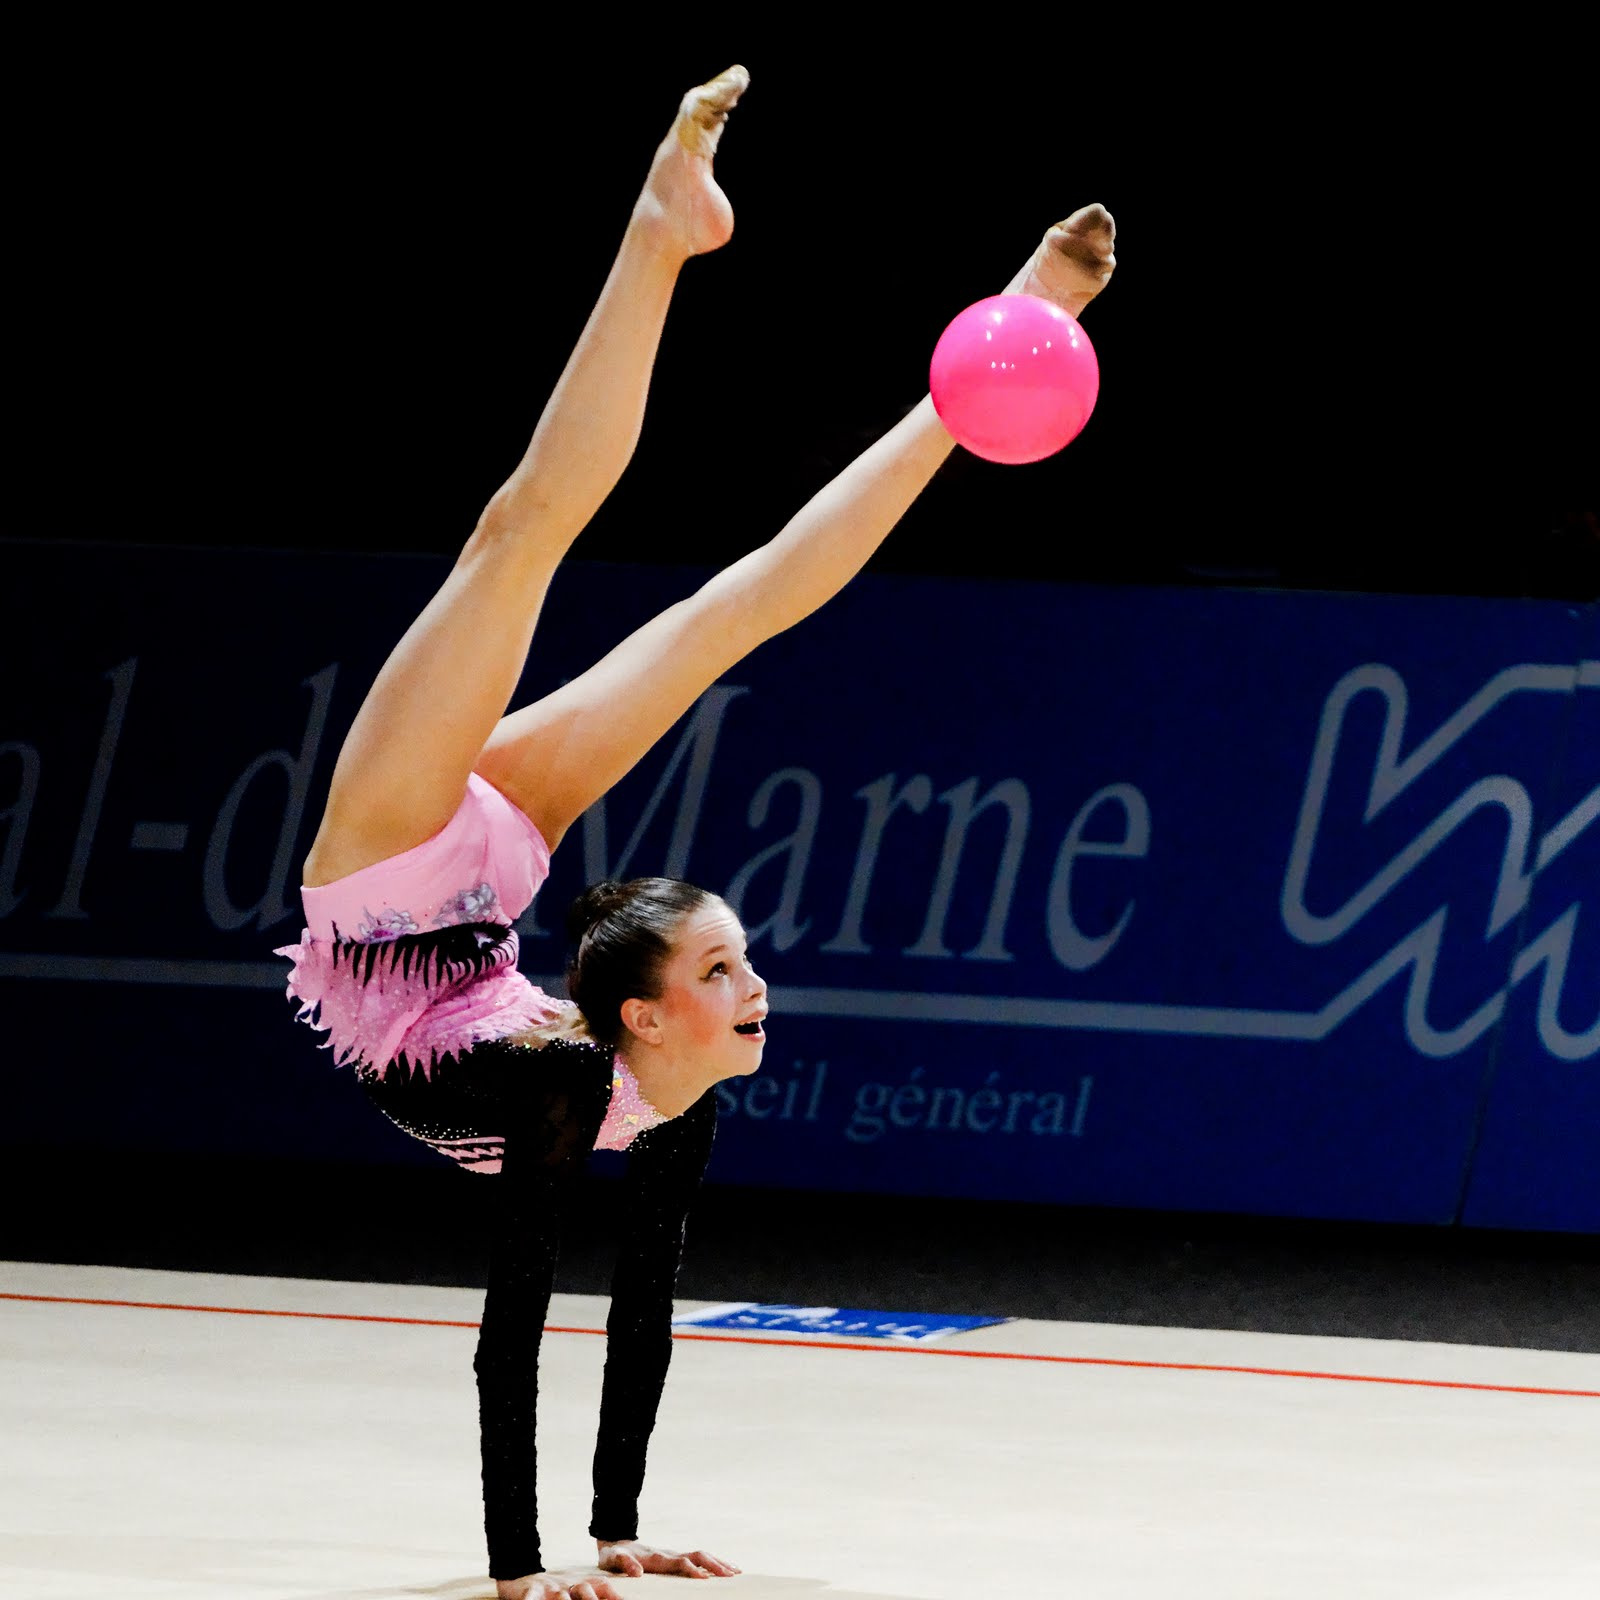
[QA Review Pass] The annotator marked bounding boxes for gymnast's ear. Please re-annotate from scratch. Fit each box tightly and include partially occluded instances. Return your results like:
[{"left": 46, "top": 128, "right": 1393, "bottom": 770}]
[{"left": 619, "top": 996, "right": 663, "bottom": 1046}]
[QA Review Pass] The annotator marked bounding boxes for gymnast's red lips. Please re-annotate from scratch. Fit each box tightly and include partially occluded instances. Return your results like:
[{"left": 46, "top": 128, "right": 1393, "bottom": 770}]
[{"left": 733, "top": 1011, "right": 767, "bottom": 1038}]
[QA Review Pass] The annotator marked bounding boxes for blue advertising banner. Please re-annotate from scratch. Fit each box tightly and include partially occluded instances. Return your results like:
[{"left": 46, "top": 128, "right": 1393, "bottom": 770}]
[
  {"left": 1458, "top": 604, "right": 1600, "bottom": 1232},
  {"left": 2, "top": 542, "right": 1595, "bottom": 1228}
]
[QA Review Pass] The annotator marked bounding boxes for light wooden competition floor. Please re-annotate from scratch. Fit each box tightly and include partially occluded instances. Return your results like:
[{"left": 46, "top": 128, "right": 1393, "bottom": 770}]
[{"left": 3, "top": 1262, "right": 1597, "bottom": 1600}]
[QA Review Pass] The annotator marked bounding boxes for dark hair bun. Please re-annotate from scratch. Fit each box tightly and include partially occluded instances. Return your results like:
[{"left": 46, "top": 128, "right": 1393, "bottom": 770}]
[
  {"left": 566, "top": 879, "right": 628, "bottom": 946},
  {"left": 562, "top": 877, "right": 717, "bottom": 1048}
]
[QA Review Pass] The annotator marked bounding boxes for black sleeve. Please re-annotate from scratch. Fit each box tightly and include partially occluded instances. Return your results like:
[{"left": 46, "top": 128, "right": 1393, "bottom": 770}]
[
  {"left": 473, "top": 1039, "right": 614, "bottom": 1581},
  {"left": 588, "top": 1087, "right": 718, "bottom": 1542}
]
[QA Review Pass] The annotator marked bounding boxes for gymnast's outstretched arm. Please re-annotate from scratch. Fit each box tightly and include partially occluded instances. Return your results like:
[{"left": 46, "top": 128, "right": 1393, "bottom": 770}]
[{"left": 476, "top": 205, "right": 1116, "bottom": 850}]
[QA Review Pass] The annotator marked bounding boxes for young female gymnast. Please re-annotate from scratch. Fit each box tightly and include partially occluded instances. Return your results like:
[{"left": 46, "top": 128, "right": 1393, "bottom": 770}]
[{"left": 278, "top": 63, "right": 1115, "bottom": 1600}]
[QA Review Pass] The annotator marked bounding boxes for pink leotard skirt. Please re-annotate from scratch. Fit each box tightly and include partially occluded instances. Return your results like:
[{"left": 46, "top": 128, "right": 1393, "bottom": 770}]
[{"left": 275, "top": 774, "right": 665, "bottom": 1164}]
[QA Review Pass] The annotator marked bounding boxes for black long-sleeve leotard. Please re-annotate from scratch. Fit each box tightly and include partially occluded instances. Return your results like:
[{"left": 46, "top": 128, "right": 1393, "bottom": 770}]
[{"left": 387, "top": 1037, "right": 717, "bottom": 1579}]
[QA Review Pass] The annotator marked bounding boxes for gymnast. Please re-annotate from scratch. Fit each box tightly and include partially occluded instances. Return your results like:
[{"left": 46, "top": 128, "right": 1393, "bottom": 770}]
[{"left": 278, "top": 63, "right": 1115, "bottom": 1600}]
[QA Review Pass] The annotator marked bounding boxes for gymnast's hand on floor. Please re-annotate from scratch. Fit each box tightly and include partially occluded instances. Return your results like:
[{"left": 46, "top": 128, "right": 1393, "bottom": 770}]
[
  {"left": 495, "top": 1572, "right": 624, "bottom": 1600},
  {"left": 597, "top": 1537, "right": 743, "bottom": 1578}
]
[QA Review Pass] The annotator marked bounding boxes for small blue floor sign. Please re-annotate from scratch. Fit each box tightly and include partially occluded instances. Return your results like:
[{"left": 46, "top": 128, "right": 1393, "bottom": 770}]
[{"left": 672, "top": 1302, "right": 1011, "bottom": 1343}]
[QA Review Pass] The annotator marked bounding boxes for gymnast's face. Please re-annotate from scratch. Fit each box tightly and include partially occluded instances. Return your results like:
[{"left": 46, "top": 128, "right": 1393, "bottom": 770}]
[{"left": 643, "top": 899, "right": 768, "bottom": 1078}]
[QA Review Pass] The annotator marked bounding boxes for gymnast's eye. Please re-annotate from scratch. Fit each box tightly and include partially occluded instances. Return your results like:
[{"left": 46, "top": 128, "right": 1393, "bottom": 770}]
[{"left": 705, "top": 960, "right": 728, "bottom": 978}]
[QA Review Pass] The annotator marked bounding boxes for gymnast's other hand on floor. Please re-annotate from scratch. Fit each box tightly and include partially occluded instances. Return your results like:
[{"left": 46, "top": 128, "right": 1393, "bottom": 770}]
[
  {"left": 495, "top": 1570, "right": 623, "bottom": 1600},
  {"left": 598, "top": 1537, "right": 743, "bottom": 1579}
]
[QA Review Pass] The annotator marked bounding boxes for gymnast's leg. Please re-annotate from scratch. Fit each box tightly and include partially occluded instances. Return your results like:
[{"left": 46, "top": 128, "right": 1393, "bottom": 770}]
[
  {"left": 477, "top": 204, "right": 1117, "bottom": 849},
  {"left": 302, "top": 65, "right": 750, "bottom": 889}
]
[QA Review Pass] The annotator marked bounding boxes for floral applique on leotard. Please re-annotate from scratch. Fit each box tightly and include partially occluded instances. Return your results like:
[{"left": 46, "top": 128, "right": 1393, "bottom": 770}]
[
  {"left": 431, "top": 881, "right": 499, "bottom": 927},
  {"left": 356, "top": 905, "right": 420, "bottom": 942}
]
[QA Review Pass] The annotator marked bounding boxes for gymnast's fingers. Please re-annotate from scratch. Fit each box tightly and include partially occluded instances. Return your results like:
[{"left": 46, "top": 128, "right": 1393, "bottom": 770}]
[{"left": 684, "top": 1548, "right": 742, "bottom": 1576}]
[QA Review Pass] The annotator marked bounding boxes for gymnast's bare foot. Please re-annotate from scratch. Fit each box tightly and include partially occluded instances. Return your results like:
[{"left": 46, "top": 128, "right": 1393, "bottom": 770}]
[
  {"left": 1005, "top": 203, "right": 1117, "bottom": 318},
  {"left": 634, "top": 64, "right": 749, "bottom": 259}
]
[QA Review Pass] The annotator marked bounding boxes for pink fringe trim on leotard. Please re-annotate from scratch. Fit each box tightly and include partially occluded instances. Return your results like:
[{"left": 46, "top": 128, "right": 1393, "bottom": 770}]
[
  {"left": 276, "top": 772, "right": 559, "bottom": 1073},
  {"left": 276, "top": 927, "right": 568, "bottom": 1074}
]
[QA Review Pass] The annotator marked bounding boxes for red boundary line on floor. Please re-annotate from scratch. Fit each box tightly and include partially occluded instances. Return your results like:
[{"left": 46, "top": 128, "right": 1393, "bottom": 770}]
[{"left": 5, "top": 1292, "right": 1596, "bottom": 1399}]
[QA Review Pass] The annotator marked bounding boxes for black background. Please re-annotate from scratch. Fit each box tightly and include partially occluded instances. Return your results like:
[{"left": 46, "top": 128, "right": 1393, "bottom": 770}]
[{"left": 18, "top": 27, "right": 1597, "bottom": 598}]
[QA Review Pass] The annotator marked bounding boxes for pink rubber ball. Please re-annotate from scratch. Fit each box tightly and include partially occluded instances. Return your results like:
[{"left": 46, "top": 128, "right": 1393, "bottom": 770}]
[{"left": 929, "top": 293, "right": 1099, "bottom": 464}]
